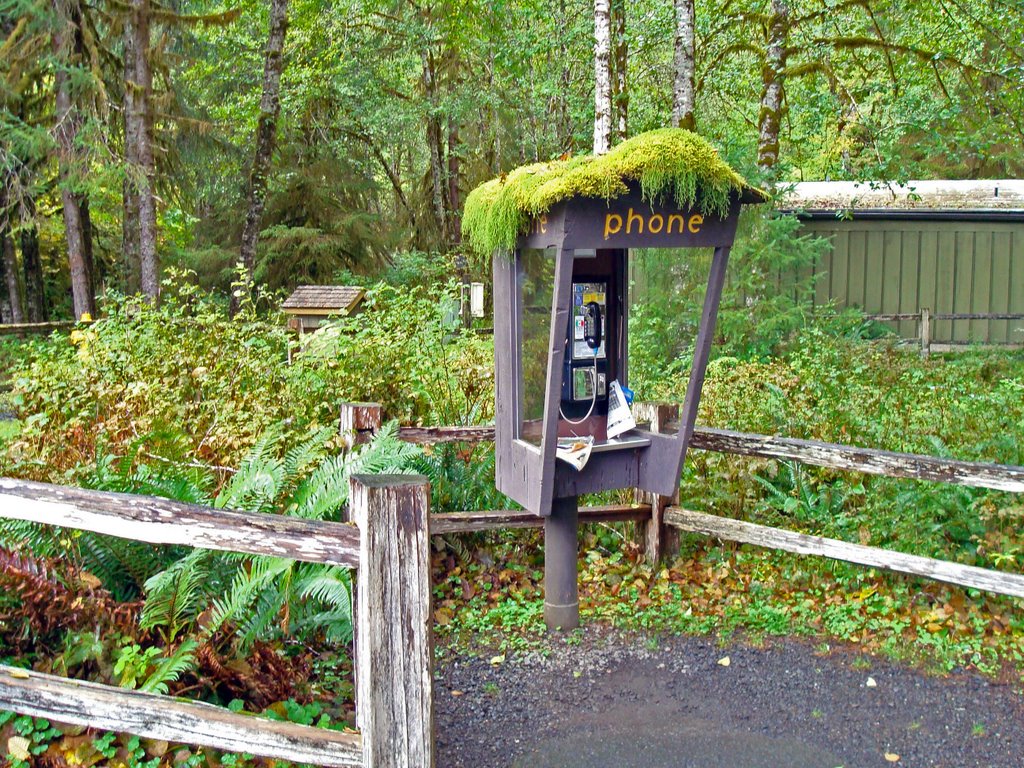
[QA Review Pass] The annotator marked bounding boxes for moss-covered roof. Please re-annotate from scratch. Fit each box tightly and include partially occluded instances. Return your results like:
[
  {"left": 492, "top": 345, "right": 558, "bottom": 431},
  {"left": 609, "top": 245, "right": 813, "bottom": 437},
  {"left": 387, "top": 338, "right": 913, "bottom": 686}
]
[{"left": 461, "top": 128, "right": 761, "bottom": 256}]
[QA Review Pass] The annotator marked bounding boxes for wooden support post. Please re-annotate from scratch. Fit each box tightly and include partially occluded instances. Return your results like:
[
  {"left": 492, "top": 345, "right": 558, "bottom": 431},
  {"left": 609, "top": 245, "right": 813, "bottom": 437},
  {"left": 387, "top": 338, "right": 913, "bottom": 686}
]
[
  {"left": 633, "top": 402, "right": 680, "bottom": 564},
  {"left": 340, "top": 402, "right": 382, "bottom": 450},
  {"left": 350, "top": 474, "right": 434, "bottom": 768},
  {"left": 544, "top": 495, "right": 580, "bottom": 631},
  {"left": 920, "top": 307, "right": 931, "bottom": 357}
]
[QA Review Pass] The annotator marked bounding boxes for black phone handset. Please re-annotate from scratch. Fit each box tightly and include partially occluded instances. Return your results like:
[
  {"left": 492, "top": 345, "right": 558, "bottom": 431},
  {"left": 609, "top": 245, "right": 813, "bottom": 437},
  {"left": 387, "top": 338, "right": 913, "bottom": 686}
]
[{"left": 583, "top": 300, "right": 603, "bottom": 351}]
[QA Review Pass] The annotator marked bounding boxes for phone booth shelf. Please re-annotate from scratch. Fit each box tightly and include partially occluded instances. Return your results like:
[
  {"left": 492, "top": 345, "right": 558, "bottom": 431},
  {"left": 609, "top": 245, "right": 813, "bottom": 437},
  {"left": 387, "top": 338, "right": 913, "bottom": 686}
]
[{"left": 465, "top": 129, "right": 767, "bottom": 630}]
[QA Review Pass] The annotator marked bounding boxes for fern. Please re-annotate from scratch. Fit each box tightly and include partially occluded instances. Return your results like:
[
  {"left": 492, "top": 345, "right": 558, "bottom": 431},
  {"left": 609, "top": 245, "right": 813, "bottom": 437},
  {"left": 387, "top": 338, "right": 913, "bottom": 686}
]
[
  {"left": 207, "top": 557, "right": 293, "bottom": 644},
  {"left": 287, "top": 454, "right": 350, "bottom": 520},
  {"left": 139, "top": 420, "right": 424, "bottom": 653},
  {"left": 214, "top": 424, "right": 287, "bottom": 512},
  {"left": 141, "top": 550, "right": 211, "bottom": 641},
  {"left": 281, "top": 425, "right": 335, "bottom": 483},
  {"left": 139, "top": 639, "right": 199, "bottom": 695}
]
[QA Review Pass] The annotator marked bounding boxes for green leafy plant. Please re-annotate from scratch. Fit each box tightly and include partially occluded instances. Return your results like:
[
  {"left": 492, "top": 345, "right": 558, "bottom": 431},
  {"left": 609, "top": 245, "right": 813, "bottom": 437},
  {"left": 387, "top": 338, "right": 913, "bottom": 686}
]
[{"left": 0, "top": 712, "right": 63, "bottom": 768}]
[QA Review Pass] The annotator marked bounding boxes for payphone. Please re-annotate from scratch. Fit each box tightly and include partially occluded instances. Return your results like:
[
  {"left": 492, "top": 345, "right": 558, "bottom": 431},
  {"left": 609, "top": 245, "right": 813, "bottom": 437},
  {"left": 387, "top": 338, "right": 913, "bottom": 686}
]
[
  {"left": 470, "top": 126, "right": 767, "bottom": 631},
  {"left": 560, "top": 282, "right": 606, "bottom": 420},
  {"left": 557, "top": 250, "right": 626, "bottom": 440}
]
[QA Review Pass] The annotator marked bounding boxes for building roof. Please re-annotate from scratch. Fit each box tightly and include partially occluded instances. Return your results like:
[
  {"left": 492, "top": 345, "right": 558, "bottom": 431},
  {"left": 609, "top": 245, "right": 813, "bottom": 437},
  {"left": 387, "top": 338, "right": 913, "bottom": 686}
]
[
  {"left": 781, "top": 180, "right": 1024, "bottom": 219},
  {"left": 281, "top": 285, "right": 365, "bottom": 315}
]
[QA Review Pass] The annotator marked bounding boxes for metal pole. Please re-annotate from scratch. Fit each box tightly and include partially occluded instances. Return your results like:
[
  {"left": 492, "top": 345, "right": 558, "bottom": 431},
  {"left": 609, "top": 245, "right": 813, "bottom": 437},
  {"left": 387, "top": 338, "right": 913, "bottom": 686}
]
[{"left": 544, "top": 495, "right": 580, "bottom": 630}]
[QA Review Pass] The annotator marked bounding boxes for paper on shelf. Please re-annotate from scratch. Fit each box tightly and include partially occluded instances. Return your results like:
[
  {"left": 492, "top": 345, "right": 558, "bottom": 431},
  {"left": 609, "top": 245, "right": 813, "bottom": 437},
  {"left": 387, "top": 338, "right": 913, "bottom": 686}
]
[{"left": 556, "top": 436, "right": 594, "bottom": 471}]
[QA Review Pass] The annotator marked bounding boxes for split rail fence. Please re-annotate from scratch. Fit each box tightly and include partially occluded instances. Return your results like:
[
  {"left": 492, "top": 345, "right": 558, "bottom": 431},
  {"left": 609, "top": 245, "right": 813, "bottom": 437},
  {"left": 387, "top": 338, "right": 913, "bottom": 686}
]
[
  {"left": 865, "top": 309, "right": 1024, "bottom": 354},
  {"left": 0, "top": 474, "right": 434, "bottom": 768},
  {"left": 0, "top": 399, "right": 1022, "bottom": 767},
  {"left": 393, "top": 401, "right": 1024, "bottom": 599}
]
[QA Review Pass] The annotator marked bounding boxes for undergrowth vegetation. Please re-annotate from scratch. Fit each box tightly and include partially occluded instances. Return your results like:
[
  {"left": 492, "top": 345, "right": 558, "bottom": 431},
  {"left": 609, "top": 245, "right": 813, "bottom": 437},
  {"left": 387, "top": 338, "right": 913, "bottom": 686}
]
[{"left": 0, "top": 265, "right": 1022, "bottom": 763}]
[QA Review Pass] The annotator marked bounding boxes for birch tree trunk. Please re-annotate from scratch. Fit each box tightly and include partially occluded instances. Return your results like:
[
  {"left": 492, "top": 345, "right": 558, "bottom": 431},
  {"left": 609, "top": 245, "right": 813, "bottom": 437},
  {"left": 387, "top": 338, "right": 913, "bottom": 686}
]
[
  {"left": 233, "top": 0, "right": 288, "bottom": 314},
  {"left": 611, "top": 0, "right": 627, "bottom": 141},
  {"left": 52, "top": 11, "right": 95, "bottom": 320},
  {"left": 593, "top": 0, "right": 612, "bottom": 154},
  {"left": 757, "top": 0, "right": 789, "bottom": 171},
  {"left": 672, "top": 0, "right": 697, "bottom": 130}
]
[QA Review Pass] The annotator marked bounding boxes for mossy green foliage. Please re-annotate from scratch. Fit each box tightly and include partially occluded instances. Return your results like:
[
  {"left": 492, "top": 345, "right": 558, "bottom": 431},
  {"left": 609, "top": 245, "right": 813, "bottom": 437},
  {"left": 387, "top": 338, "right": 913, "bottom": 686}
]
[{"left": 462, "top": 128, "right": 757, "bottom": 256}]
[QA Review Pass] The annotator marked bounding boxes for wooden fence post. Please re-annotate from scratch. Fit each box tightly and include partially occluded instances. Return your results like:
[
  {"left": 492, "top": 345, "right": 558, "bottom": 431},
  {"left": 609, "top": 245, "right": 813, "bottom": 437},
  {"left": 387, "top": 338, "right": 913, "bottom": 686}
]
[
  {"left": 340, "top": 402, "right": 382, "bottom": 450},
  {"left": 350, "top": 474, "right": 434, "bottom": 768},
  {"left": 633, "top": 402, "right": 680, "bottom": 565},
  {"left": 920, "top": 307, "right": 931, "bottom": 357}
]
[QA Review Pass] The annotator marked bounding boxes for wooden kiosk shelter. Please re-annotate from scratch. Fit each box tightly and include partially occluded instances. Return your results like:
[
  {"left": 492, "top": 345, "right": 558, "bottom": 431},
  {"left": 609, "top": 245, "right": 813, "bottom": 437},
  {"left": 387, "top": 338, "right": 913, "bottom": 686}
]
[
  {"left": 281, "top": 285, "right": 365, "bottom": 334},
  {"left": 463, "top": 129, "right": 766, "bottom": 629}
]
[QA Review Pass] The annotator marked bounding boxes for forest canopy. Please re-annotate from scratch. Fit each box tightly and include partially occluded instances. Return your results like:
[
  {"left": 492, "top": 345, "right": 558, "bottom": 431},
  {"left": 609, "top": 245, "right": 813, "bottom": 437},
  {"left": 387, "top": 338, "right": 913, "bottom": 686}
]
[{"left": 1, "top": 0, "right": 1022, "bottom": 319}]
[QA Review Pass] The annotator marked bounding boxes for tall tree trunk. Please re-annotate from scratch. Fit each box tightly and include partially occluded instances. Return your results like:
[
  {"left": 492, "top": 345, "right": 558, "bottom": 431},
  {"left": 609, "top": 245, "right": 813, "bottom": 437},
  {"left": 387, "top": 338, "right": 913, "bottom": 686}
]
[
  {"left": 593, "top": 0, "right": 612, "bottom": 154},
  {"left": 233, "top": 0, "right": 288, "bottom": 314},
  {"left": 121, "top": 10, "right": 141, "bottom": 295},
  {"left": 53, "top": 9, "right": 96, "bottom": 320},
  {"left": 757, "top": 0, "right": 789, "bottom": 171},
  {"left": 1, "top": 237, "right": 22, "bottom": 323},
  {"left": 130, "top": 0, "right": 159, "bottom": 299},
  {"left": 672, "top": 0, "right": 697, "bottom": 130},
  {"left": 557, "top": 0, "right": 572, "bottom": 152},
  {"left": 1, "top": 236, "right": 23, "bottom": 324},
  {"left": 447, "top": 118, "right": 461, "bottom": 246},
  {"left": 20, "top": 199, "right": 46, "bottom": 322},
  {"left": 0, "top": 185, "right": 24, "bottom": 323},
  {"left": 611, "top": 0, "right": 627, "bottom": 141},
  {"left": 423, "top": 49, "right": 450, "bottom": 247},
  {"left": 77, "top": 193, "right": 97, "bottom": 291}
]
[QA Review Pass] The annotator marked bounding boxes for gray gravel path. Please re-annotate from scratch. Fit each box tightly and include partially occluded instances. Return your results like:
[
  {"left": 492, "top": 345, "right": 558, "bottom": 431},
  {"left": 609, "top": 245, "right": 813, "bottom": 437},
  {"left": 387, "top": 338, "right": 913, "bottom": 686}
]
[{"left": 435, "top": 628, "right": 1022, "bottom": 768}]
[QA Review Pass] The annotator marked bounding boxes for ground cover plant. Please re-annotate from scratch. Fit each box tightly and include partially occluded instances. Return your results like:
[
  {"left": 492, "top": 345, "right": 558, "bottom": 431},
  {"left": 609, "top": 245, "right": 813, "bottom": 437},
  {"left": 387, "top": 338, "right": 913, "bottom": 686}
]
[{"left": 0, "top": 273, "right": 1022, "bottom": 764}]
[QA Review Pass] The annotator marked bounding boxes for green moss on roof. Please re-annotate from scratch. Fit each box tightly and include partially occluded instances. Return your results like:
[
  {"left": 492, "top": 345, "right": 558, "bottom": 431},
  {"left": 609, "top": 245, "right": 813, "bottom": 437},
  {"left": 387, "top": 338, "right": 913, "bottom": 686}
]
[{"left": 462, "top": 128, "right": 758, "bottom": 256}]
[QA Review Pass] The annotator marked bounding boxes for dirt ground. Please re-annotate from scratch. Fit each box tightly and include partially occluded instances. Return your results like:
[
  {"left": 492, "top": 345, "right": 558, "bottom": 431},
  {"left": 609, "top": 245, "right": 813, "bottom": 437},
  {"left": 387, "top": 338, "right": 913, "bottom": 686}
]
[{"left": 434, "top": 627, "right": 1023, "bottom": 768}]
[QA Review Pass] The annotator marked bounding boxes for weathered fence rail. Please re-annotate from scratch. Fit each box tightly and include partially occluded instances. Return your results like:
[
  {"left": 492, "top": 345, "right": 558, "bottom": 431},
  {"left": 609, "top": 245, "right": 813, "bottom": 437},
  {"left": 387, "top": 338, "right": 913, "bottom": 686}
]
[
  {"left": 0, "top": 478, "right": 361, "bottom": 566},
  {"left": 686, "top": 428, "right": 1024, "bottom": 493},
  {"left": 0, "top": 667, "right": 363, "bottom": 766},
  {"left": 388, "top": 410, "right": 1024, "bottom": 600},
  {"left": 430, "top": 503, "right": 650, "bottom": 534},
  {"left": 865, "top": 309, "right": 1024, "bottom": 354},
  {"left": 666, "top": 508, "right": 1024, "bottom": 599},
  {"left": 0, "top": 321, "right": 77, "bottom": 336},
  {"left": 394, "top": 424, "right": 1024, "bottom": 494},
  {"left": 0, "top": 474, "right": 436, "bottom": 768}
]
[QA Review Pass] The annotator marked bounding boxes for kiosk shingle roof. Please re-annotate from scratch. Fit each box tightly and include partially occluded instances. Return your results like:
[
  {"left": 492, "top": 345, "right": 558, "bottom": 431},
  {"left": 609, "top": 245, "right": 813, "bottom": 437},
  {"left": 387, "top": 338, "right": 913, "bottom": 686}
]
[{"left": 282, "top": 285, "right": 365, "bottom": 313}]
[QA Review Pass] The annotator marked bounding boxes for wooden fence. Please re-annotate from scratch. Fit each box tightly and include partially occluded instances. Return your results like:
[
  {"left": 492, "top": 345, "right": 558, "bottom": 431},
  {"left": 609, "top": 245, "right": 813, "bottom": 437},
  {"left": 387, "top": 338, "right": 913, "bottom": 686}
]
[
  {"left": 0, "top": 474, "right": 435, "bottom": 768},
  {"left": 865, "top": 309, "right": 1024, "bottom": 354},
  {"left": 0, "top": 321, "right": 77, "bottom": 337},
  {"left": 1, "top": 398, "right": 1022, "bottom": 767},
  {"left": 386, "top": 402, "right": 1024, "bottom": 599}
]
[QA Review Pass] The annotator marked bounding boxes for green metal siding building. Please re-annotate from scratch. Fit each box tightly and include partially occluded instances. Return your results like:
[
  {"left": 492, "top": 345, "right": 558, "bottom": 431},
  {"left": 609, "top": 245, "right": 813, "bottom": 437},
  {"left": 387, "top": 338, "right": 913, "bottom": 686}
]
[{"left": 786, "top": 181, "right": 1024, "bottom": 346}]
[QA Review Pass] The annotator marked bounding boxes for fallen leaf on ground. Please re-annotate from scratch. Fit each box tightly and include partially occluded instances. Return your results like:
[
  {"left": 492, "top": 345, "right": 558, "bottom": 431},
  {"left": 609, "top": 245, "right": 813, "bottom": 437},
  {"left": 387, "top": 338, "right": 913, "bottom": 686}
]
[
  {"left": 489, "top": 654, "right": 505, "bottom": 665},
  {"left": 866, "top": 677, "right": 877, "bottom": 688},
  {"left": 451, "top": 690, "right": 464, "bottom": 697},
  {"left": 884, "top": 753, "right": 900, "bottom": 762},
  {"left": 718, "top": 656, "right": 731, "bottom": 667},
  {"left": 7, "top": 737, "right": 30, "bottom": 761}
]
